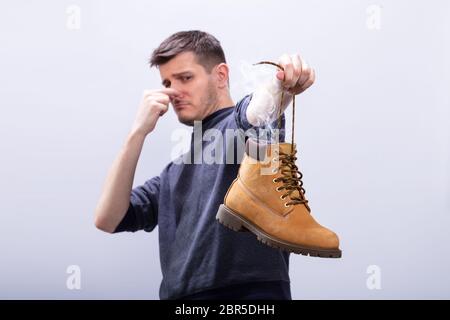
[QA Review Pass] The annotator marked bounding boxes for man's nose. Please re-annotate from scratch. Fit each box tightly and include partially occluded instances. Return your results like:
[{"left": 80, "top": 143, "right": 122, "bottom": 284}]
[
  {"left": 170, "top": 83, "right": 184, "bottom": 94},
  {"left": 170, "top": 94, "right": 183, "bottom": 105},
  {"left": 169, "top": 87, "right": 184, "bottom": 101}
]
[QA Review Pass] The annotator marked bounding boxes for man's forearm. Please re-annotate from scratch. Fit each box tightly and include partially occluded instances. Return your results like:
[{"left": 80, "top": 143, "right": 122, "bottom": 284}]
[
  {"left": 94, "top": 131, "right": 146, "bottom": 233},
  {"left": 246, "top": 75, "right": 293, "bottom": 127}
]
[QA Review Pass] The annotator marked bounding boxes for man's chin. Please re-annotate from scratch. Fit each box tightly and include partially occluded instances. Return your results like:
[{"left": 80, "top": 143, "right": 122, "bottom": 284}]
[{"left": 176, "top": 113, "right": 196, "bottom": 126}]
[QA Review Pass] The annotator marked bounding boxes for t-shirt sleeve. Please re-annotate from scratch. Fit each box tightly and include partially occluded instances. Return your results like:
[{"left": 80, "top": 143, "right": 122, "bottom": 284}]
[
  {"left": 113, "top": 176, "right": 160, "bottom": 233},
  {"left": 234, "top": 93, "right": 286, "bottom": 140}
]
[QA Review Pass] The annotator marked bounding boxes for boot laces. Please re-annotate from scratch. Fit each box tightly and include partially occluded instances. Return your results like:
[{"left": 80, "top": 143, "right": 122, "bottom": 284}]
[
  {"left": 253, "top": 61, "right": 311, "bottom": 212},
  {"left": 273, "top": 150, "right": 311, "bottom": 212}
]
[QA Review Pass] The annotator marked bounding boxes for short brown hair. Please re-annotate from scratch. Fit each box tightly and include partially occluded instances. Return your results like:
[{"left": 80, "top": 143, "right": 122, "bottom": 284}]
[{"left": 149, "top": 30, "right": 227, "bottom": 74}]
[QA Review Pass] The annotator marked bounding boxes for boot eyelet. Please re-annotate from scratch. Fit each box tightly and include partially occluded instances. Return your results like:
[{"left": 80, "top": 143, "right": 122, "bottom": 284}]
[
  {"left": 272, "top": 168, "right": 278, "bottom": 173},
  {"left": 272, "top": 157, "right": 279, "bottom": 163},
  {"left": 272, "top": 178, "right": 278, "bottom": 183},
  {"left": 284, "top": 203, "right": 291, "bottom": 208},
  {"left": 275, "top": 187, "right": 283, "bottom": 192},
  {"left": 280, "top": 195, "right": 286, "bottom": 200}
]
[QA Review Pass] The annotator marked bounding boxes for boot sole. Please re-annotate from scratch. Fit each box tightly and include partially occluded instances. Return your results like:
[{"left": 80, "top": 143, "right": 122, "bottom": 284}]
[{"left": 216, "top": 204, "right": 342, "bottom": 258}]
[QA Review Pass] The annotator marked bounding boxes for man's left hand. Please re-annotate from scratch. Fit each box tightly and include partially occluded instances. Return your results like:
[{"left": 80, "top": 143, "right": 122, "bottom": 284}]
[{"left": 276, "top": 53, "right": 316, "bottom": 95}]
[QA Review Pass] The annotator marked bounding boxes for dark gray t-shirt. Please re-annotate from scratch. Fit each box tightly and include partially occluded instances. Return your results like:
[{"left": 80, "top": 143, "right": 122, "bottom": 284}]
[{"left": 113, "top": 93, "right": 290, "bottom": 299}]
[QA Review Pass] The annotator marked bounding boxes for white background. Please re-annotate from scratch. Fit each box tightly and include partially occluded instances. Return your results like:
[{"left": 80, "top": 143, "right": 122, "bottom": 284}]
[{"left": 0, "top": 0, "right": 449, "bottom": 299}]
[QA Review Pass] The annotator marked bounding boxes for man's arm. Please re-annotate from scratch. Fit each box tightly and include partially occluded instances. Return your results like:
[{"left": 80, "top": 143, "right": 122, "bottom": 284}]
[
  {"left": 94, "top": 88, "right": 180, "bottom": 233},
  {"left": 94, "top": 131, "right": 146, "bottom": 233},
  {"left": 246, "top": 53, "right": 315, "bottom": 127}
]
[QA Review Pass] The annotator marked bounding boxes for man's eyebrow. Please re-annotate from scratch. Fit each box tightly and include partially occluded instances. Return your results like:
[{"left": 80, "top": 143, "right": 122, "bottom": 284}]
[{"left": 161, "top": 71, "right": 193, "bottom": 86}]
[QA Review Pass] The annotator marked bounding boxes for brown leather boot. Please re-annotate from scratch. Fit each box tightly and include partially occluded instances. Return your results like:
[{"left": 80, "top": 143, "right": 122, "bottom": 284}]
[{"left": 216, "top": 139, "right": 342, "bottom": 258}]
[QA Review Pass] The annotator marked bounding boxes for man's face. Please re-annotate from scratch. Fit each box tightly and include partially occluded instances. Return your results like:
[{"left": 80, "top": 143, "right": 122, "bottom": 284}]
[{"left": 159, "top": 51, "right": 219, "bottom": 126}]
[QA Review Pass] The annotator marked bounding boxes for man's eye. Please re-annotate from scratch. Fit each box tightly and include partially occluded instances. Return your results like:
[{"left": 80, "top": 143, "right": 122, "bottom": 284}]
[{"left": 182, "top": 76, "right": 192, "bottom": 81}]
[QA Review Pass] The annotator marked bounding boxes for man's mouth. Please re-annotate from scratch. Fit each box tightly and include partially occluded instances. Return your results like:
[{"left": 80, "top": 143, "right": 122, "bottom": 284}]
[{"left": 174, "top": 102, "right": 189, "bottom": 110}]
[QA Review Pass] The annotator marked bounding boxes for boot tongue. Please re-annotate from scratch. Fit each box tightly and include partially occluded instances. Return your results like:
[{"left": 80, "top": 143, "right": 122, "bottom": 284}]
[
  {"left": 266, "top": 143, "right": 296, "bottom": 156},
  {"left": 278, "top": 143, "right": 296, "bottom": 155}
]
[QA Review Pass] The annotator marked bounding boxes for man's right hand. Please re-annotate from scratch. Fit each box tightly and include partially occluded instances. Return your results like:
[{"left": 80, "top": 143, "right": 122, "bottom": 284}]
[
  {"left": 130, "top": 88, "right": 181, "bottom": 137},
  {"left": 95, "top": 88, "right": 181, "bottom": 233}
]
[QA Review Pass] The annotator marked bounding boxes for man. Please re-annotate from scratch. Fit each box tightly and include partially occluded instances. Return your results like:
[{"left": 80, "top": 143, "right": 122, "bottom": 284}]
[{"left": 94, "top": 30, "right": 315, "bottom": 300}]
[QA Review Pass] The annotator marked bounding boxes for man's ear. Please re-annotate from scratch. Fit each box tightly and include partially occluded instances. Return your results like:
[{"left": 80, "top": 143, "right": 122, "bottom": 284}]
[{"left": 215, "top": 63, "right": 230, "bottom": 89}]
